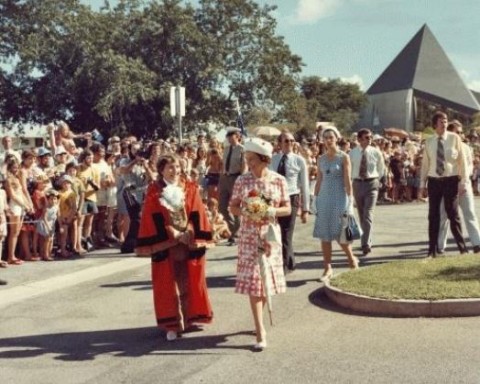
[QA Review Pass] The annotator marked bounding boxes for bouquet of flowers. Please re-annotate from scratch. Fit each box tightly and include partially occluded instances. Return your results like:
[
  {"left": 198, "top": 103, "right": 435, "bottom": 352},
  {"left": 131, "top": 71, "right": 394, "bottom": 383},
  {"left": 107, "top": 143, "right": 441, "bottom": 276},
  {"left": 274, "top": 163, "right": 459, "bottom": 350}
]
[
  {"left": 242, "top": 189, "right": 272, "bottom": 222},
  {"left": 160, "top": 184, "right": 187, "bottom": 231}
]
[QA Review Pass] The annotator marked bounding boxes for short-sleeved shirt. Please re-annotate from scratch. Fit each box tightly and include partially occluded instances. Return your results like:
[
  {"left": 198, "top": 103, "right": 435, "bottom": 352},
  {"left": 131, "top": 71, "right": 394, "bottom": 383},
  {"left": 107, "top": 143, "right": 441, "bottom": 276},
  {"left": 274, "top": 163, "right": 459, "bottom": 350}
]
[{"left": 222, "top": 144, "right": 244, "bottom": 174}]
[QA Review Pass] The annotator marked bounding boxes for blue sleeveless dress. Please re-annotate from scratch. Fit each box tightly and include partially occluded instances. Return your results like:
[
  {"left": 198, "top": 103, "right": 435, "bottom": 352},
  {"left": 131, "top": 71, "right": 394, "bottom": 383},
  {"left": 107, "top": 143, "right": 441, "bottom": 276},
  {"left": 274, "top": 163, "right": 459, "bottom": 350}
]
[{"left": 313, "top": 152, "right": 348, "bottom": 241}]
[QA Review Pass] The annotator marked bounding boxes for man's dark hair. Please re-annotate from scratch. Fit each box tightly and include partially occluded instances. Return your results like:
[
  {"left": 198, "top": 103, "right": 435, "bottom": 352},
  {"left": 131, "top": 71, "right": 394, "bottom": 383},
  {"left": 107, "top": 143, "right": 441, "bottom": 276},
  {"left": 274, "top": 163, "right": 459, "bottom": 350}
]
[
  {"left": 431, "top": 111, "right": 447, "bottom": 126},
  {"left": 357, "top": 128, "right": 371, "bottom": 139}
]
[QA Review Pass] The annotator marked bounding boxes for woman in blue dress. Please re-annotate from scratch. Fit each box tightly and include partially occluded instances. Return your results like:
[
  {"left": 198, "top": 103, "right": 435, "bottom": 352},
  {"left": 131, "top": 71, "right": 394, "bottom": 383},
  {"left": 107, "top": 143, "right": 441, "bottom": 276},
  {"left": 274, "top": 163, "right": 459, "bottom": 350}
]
[{"left": 313, "top": 127, "right": 359, "bottom": 281}]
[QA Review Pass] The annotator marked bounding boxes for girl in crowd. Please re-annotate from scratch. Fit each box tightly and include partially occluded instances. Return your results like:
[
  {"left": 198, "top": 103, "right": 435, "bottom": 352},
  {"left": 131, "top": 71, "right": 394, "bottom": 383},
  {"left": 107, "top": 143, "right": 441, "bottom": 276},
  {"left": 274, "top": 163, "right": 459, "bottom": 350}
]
[
  {"left": 229, "top": 137, "right": 290, "bottom": 351},
  {"left": 36, "top": 189, "right": 59, "bottom": 261},
  {"left": 136, "top": 155, "right": 213, "bottom": 342},
  {"left": 313, "top": 127, "right": 359, "bottom": 281},
  {"left": 5, "top": 158, "right": 33, "bottom": 265},
  {"left": 19, "top": 150, "right": 38, "bottom": 261}
]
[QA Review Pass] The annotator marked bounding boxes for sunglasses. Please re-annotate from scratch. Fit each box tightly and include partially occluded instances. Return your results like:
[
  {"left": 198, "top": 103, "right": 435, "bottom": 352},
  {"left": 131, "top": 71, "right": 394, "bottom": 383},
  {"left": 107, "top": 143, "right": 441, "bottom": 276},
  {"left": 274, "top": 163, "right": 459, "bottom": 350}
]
[{"left": 283, "top": 139, "right": 295, "bottom": 143}]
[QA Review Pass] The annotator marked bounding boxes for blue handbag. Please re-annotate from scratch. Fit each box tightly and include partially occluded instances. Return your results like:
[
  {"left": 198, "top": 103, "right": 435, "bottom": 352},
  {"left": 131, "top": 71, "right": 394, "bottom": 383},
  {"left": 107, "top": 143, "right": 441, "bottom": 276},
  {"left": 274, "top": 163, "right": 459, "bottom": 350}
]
[{"left": 345, "top": 214, "right": 362, "bottom": 241}]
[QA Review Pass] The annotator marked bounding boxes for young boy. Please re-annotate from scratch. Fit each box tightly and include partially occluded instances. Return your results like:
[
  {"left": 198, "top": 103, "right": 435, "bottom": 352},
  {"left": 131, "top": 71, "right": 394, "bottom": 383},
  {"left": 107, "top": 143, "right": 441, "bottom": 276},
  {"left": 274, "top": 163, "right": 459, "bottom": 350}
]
[
  {"left": 58, "top": 175, "right": 77, "bottom": 258},
  {"left": 36, "top": 189, "right": 59, "bottom": 261}
]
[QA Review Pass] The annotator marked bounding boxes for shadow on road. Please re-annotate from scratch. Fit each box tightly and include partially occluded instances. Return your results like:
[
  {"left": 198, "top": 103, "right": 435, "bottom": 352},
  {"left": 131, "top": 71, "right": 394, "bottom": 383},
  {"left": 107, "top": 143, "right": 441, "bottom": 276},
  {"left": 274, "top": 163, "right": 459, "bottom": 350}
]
[{"left": 0, "top": 328, "right": 257, "bottom": 361}]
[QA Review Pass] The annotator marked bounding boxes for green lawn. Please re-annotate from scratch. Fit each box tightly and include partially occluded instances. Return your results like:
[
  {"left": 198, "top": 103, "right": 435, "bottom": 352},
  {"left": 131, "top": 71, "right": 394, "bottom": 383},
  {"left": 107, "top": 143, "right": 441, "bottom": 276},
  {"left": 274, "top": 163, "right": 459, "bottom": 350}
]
[{"left": 330, "top": 254, "right": 480, "bottom": 300}]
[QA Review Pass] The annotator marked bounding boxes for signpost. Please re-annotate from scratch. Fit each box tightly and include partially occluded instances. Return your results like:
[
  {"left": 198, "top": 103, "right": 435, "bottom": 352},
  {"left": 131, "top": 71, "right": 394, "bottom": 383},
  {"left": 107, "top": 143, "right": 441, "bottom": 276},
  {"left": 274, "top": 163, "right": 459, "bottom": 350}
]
[{"left": 170, "top": 86, "right": 185, "bottom": 142}]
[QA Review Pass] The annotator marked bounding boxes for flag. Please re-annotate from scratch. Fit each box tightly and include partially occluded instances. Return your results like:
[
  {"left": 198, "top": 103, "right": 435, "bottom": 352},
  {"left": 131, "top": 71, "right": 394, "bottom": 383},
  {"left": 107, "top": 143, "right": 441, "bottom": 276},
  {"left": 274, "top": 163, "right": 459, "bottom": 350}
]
[{"left": 236, "top": 99, "right": 247, "bottom": 137}]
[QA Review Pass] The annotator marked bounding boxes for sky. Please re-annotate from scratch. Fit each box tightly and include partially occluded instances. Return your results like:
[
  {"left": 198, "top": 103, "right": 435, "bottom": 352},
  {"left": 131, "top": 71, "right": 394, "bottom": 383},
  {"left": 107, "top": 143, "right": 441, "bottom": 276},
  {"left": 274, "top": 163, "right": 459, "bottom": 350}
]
[{"left": 84, "top": 0, "right": 480, "bottom": 92}]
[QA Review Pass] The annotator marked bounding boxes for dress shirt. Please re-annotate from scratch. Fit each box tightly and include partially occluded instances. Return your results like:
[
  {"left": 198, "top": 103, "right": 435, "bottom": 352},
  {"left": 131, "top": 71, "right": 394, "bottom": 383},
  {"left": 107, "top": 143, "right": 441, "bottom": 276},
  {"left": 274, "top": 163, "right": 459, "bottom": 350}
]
[
  {"left": 270, "top": 152, "right": 310, "bottom": 211},
  {"left": 222, "top": 144, "right": 244, "bottom": 174},
  {"left": 349, "top": 146, "right": 385, "bottom": 180},
  {"left": 420, "top": 131, "right": 466, "bottom": 188}
]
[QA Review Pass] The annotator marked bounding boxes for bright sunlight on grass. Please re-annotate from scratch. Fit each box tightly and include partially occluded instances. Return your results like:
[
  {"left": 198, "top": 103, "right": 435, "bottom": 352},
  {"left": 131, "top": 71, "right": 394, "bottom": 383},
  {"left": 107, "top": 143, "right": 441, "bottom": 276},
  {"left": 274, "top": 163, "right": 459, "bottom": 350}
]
[{"left": 330, "top": 254, "right": 480, "bottom": 300}]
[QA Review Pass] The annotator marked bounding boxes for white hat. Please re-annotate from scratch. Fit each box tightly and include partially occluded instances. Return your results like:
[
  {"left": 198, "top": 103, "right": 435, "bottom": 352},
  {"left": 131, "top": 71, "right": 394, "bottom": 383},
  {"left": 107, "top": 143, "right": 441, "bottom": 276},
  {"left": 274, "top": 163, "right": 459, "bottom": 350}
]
[
  {"left": 244, "top": 137, "right": 273, "bottom": 158},
  {"left": 226, "top": 127, "right": 241, "bottom": 135},
  {"left": 373, "top": 134, "right": 383, "bottom": 141},
  {"left": 55, "top": 146, "right": 67, "bottom": 156},
  {"left": 37, "top": 147, "right": 51, "bottom": 157},
  {"left": 322, "top": 126, "right": 341, "bottom": 139}
]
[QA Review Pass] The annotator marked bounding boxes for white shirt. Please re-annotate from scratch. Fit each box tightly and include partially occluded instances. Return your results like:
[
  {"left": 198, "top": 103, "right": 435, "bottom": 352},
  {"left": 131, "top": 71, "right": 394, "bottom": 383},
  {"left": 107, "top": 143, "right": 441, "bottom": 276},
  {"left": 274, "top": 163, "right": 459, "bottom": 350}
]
[
  {"left": 420, "top": 131, "right": 466, "bottom": 187},
  {"left": 349, "top": 145, "right": 385, "bottom": 180},
  {"left": 270, "top": 152, "right": 310, "bottom": 211}
]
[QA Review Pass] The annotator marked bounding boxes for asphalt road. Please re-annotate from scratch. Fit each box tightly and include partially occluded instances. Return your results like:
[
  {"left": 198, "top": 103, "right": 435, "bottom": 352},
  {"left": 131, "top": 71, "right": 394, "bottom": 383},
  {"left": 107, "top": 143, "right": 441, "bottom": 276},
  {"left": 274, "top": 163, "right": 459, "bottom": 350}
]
[{"left": 1, "top": 200, "right": 480, "bottom": 384}]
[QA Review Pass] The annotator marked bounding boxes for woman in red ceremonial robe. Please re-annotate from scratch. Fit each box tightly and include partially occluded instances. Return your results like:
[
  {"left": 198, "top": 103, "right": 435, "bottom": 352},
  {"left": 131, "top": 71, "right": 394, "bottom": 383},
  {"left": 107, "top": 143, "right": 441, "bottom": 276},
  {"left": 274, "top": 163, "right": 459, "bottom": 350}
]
[{"left": 136, "top": 155, "right": 213, "bottom": 341}]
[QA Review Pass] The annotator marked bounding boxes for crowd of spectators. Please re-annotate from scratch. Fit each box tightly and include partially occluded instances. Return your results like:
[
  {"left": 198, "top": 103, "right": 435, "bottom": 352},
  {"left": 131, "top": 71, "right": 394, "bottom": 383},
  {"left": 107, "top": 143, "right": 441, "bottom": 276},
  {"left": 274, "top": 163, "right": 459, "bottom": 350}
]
[{"left": 1, "top": 121, "right": 479, "bottom": 269}]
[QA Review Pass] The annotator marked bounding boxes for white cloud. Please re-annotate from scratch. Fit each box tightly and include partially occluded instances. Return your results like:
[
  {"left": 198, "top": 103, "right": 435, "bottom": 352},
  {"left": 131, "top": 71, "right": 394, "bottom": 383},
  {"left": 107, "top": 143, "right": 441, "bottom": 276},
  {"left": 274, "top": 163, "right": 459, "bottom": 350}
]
[
  {"left": 340, "top": 74, "right": 365, "bottom": 90},
  {"left": 458, "top": 68, "right": 480, "bottom": 92},
  {"left": 293, "top": 0, "right": 342, "bottom": 24}
]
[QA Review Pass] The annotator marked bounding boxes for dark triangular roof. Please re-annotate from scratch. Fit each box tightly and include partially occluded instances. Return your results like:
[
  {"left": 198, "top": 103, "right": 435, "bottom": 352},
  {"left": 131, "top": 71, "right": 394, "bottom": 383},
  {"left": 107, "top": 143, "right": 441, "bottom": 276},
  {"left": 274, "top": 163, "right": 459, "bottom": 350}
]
[{"left": 368, "top": 24, "right": 480, "bottom": 114}]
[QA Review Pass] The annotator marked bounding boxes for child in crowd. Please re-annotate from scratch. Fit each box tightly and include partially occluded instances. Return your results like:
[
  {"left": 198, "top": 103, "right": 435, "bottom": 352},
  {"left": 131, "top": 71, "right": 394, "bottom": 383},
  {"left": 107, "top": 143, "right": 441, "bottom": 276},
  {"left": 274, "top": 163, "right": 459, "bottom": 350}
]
[
  {"left": 31, "top": 174, "right": 49, "bottom": 259},
  {"left": 66, "top": 162, "right": 86, "bottom": 254},
  {"left": 0, "top": 175, "right": 8, "bottom": 268},
  {"left": 58, "top": 175, "right": 77, "bottom": 258},
  {"left": 36, "top": 189, "right": 59, "bottom": 261},
  {"left": 206, "top": 197, "right": 231, "bottom": 242}
]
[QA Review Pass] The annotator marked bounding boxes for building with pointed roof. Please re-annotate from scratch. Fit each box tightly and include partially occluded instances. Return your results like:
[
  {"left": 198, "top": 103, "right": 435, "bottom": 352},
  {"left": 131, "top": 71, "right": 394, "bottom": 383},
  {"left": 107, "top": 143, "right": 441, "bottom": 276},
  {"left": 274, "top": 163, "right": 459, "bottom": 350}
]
[{"left": 358, "top": 24, "right": 480, "bottom": 132}]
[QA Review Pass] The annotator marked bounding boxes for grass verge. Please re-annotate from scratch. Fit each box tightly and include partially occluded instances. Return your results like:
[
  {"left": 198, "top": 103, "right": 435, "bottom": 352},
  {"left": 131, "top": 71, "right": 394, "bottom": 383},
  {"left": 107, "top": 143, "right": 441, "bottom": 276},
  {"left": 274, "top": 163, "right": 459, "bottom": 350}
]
[{"left": 330, "top": 254, "right": 480, "bottom": 300}]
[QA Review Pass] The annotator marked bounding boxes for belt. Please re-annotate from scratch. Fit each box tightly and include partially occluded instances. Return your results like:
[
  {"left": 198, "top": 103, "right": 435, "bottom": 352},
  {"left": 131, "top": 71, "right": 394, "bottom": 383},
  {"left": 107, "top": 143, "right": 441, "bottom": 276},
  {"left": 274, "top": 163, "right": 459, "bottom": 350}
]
[
  {"left": 224, "top": 173, "right": 241, "bottom": 177},
  {"left": 354, "top": 177, "right": 377, "bottom": 182}
]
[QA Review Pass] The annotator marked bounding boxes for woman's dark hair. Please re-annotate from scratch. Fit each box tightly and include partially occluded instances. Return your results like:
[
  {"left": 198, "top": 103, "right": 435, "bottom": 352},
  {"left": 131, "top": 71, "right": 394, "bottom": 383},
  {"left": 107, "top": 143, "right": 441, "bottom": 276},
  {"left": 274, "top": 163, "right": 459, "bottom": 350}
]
[
  {"left": 256, "top": 153, "right": 271, "bottom": 164},
  {"left": 21, "top": 149, "right": 36, "bottom": 161},
  {"left": 156, "top": 155, "right": 179, "bottom": 179}
]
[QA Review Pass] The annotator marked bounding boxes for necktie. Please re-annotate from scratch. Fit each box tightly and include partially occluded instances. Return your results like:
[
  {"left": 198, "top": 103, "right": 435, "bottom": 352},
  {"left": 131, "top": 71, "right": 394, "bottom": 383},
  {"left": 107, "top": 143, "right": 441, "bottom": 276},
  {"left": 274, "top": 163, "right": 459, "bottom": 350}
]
[
  {"left": 359, "top": 150, "right": 367, "bottom": 179},
  {"left": 225, "top": 146, "right": 233, "bottom": 174},
  {"left": 277, "top": 154, "right": 287, "bottom": 176},
  {"left": 436, "top": 137, "right": 445, "bottom": 176}
]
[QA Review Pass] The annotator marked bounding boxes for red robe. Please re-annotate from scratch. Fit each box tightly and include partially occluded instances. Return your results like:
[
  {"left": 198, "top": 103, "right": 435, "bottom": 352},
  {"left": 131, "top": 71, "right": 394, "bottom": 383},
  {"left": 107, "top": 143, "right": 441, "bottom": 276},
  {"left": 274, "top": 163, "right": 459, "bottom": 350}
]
[{"left": 136, "top": 180, "right": 213, "bottom": 331}]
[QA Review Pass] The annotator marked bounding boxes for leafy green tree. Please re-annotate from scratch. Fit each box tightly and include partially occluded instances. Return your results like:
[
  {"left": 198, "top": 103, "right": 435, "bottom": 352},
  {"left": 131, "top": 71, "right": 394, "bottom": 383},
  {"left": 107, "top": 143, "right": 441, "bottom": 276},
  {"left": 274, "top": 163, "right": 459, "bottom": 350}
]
[
  {"left": 292, "top": 76, "right": 367, "bottom": 134},
  {"left": 0, "top": 0, "right": 303, "bottom": 138}
]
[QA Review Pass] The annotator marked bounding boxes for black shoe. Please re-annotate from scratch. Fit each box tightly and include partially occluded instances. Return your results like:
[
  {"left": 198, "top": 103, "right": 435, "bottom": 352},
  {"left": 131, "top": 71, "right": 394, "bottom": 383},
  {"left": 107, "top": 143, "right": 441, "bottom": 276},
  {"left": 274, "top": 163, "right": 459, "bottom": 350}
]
[
  {"left": 362, "top": 246, "right": 371, "bottom": 256},
  {"left": 227, "top": 237, "right": 235, "bottom": 246},
  {"left": 473, "top": 246, "right": 480, "bottom": 254},
  {"left": 0, "top": 279, "right": 7, "bottom": 285},
  {"left": 427, "top": 250, "right": 437, "bottom": 258}
]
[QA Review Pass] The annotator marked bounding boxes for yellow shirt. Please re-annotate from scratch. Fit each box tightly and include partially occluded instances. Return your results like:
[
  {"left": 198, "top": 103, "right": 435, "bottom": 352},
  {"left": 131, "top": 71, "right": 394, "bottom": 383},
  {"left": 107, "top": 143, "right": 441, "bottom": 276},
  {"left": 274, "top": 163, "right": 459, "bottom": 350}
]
[
  {"left": 59, "top": 189, "right": 77, "bottom": 218},
  {"left": 77, "top": 165, "right": 100, "bottom": 202}
]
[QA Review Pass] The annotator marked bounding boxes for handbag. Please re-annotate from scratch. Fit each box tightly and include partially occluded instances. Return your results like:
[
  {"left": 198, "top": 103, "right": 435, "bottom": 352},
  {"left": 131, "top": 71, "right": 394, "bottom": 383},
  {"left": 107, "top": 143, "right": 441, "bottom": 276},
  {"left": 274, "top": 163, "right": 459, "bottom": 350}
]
[{"left": 339, "top": 213, "right": 362, "bottom": 243}]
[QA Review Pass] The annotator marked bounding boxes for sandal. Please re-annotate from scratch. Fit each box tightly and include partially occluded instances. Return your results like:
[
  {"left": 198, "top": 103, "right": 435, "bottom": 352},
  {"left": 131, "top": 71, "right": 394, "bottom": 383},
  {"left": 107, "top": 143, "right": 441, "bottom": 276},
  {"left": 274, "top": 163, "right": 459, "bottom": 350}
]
[
  {"left": 0, "top": 261, "right": 8, "bottom": 268},
  {"left": 42, "top": 256, "right": 54, "bottom": 262},
  {"left": 25, "top": 256, "right": 41, "bottom": 262}
]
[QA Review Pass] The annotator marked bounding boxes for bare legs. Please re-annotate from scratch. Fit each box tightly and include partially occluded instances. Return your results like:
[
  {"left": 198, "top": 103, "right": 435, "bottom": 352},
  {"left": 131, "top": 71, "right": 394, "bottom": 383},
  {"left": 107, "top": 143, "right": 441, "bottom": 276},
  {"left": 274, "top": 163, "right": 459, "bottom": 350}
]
[
  {"left": 249, "top": 295, "right": 267, "bottom": 348},
  {"left": 321, "top": 240, "right": 359, "bottom": 280},
  {"left": 7, "top": 215, "right": 23, "bottom": 264}
]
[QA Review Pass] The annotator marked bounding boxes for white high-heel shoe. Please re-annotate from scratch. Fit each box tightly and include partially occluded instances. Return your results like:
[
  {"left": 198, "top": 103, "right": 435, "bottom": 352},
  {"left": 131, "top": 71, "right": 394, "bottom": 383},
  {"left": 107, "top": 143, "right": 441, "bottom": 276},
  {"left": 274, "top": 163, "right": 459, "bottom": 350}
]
[
  {"left": 320, "top": 269, "right": 333, "bottom": 282},
  {"left": 253, "top": 339, "right": 267, "bottom": 350},
  {"left": 166, "top": 330, "right": 178, "bottom": 341}
]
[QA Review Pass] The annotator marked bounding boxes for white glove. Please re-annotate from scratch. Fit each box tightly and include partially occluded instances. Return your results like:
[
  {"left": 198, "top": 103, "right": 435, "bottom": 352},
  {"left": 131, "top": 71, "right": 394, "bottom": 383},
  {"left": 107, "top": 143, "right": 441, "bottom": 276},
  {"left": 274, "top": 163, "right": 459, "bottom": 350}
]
[
  {"left": 347, "top": 196, "right": 354, "bottom": 215},
  {"left": 265, "top": 207, "right": 276, "bottom": 220}
]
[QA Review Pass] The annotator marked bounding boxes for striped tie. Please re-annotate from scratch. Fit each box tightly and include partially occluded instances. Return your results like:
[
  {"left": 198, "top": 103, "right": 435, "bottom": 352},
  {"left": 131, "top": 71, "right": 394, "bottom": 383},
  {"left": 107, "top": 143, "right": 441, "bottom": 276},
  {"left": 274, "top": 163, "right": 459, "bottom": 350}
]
[
  {"left": 359, "top": 150, "right": 367, "bottom": 179},
  {"left": 436, "top": 137, "right": 445, "bottom": 176}
]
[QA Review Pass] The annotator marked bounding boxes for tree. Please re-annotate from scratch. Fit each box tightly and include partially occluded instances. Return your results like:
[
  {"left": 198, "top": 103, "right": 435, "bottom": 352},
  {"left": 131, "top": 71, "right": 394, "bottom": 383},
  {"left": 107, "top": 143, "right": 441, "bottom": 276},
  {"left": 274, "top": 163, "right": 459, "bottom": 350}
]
[
  {"left": 289, "top": 76, "right": 367, "bottom": 134},
  {"left": 0, "top": 0, "right": 303, "bottom": 138}
]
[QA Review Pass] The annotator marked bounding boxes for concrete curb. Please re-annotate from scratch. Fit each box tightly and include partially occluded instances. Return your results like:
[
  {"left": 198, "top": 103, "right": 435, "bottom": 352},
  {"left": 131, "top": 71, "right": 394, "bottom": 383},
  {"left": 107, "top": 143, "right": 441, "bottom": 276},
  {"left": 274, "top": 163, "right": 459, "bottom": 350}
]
[{"left": 324, "top": 283, "right": 480, "bottom": 317}]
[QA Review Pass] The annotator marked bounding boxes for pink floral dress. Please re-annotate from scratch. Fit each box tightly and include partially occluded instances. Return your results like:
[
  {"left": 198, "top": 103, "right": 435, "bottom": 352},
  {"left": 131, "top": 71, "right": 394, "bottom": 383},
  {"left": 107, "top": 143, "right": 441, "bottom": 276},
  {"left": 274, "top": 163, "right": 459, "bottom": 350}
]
[{"left": 231, "top": 171, "right": 288, "bottom": 297}]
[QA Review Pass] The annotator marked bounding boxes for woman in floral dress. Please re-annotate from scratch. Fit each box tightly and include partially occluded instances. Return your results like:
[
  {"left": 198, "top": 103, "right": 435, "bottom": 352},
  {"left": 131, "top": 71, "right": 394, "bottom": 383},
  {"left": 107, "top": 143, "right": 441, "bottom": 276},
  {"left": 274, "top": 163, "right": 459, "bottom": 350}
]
[{"left": 230, "top": 137, "right": 291, "bottom": 351}]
